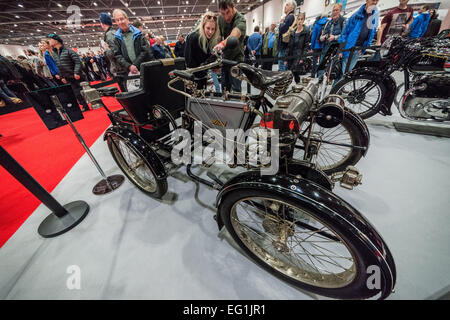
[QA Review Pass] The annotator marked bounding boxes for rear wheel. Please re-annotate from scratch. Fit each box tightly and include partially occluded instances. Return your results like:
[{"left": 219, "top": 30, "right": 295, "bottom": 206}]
[
  {"left": 331, "top": 75, "right": 385, "bottom": 119},
  {"left": 107, "top": 134, "right": 168, "bottom": 198},
  {"left": 294, "top": 115, "right": 366, "bottom": 175},
  {"left": 219, "top": 188, "right": 393, "bottom": 299}
]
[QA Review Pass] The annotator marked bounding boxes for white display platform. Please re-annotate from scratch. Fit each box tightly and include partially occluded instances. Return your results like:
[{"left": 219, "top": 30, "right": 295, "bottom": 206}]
[{"left": 0, "top": 120, "right": 449, "bottom": 300}]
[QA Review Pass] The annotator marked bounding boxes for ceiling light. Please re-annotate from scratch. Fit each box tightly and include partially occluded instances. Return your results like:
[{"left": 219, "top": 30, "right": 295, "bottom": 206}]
[
  {"left": 18, "top": 4, "right": 24, "bottom": 8},
  {"left": 15, "top": 15, "right": 20, "bottom": 19},
  {"left": 37, "top": 29, "right": 41, "bottom": 32},
  {"left": 14, "top": 24, "right": 17, "bottom": 27},
  {"left": 57, "top": 3, "right": 62, "bottom": 7},
  {"left": 80, "top": 13, "right": 83, "bottom": 17},
  {"left": 125, "top": 2, "right": 128, "bottom": 7},
  {"left": 93, "top": 2, "right": 98, "bottom": 6},
  {"left": 10, "top": 30, "right": 13, "bottom": 33},
  {"left": 48, "top": 14, "right": 52, "bottom": 17},
  {"left": 157, "top": 1, "right": 160, "bottom": 4}
]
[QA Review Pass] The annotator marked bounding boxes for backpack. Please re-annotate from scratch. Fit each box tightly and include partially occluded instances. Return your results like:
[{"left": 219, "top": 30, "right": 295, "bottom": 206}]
[{"left": 282, "top": 14, "right": 297, "bottom": 44}]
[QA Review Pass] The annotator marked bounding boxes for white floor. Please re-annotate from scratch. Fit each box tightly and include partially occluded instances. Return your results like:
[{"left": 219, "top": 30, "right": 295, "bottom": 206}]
[{"left": 0, "top": 117, "right": 449, "bottom": 300}]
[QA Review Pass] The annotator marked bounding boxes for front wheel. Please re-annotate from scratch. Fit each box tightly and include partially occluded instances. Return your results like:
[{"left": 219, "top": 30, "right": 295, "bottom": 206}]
[
  {"left": 295, "top": 112, "right": 367, "bottom": 175},
  {"left": 107, "top": 134, "right": 168, "bottom": 198},
  {"left": 219, "top": 189, "right": 393, "bottom": 299},
  {"left": 331, "top": 75, "right": 386, "bottom": 119}
]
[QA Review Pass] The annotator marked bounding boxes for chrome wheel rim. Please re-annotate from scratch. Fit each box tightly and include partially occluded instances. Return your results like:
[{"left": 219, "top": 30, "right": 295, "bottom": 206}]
[
  {"left": 110, "top": 137, "right": 157, "bottom": 193},
  {"left": 230, "top": 197, "right": 357, "bottom": 288},
  {"left": 296, "top": 122, "right": 354, "bottom": 172},
  {"left": 337, "top": 79, "right": 381, "bottom": 115}
]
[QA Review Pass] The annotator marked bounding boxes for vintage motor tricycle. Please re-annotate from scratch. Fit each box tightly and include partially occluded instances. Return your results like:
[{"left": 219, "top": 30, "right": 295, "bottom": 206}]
[{"left": 102, "top": 40, "right": 396, "bottom": 299}]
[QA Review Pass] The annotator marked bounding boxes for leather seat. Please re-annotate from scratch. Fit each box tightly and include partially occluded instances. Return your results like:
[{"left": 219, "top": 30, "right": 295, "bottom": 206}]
[
  {"left": 115, "top": 58, "right": 186, "bottom": 126},
  {"left": 238, "top": 64, "right": 292, "bottom": 89}
]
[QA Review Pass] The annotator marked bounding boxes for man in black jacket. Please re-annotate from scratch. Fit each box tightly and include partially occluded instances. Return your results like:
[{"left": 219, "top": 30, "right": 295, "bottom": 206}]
[
  {"left": 277, "top": 0, "right": 296, "bottom": 71},
  {"left": 174, "top": 34, "right": 186, "bottom": 57},
  {"left": 112, "top": 8, "right": 152, "bottom": 92},
  {"left": 47, "top": 33, "right": 89, "bottom": 112}
]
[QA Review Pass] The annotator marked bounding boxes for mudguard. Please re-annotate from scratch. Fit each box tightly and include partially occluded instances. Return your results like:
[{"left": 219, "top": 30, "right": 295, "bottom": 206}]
[
  {"left": 215, "top": 170, "right": 396, "bottom": 299},
  {"left": 343, "top": 106, "right": 371, "bottom": 156},
  {"left": 283, "top": 160, "right": 334, "bottom": 191},
  {"left": 344, "top": 67, "right": 397, "bottom": 116},
  {"left": 104, "top": 126, "right": 167, "bottom": 180}
]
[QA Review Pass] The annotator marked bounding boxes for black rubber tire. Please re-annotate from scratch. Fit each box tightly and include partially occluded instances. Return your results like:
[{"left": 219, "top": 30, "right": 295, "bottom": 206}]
[
  {"left": 219, "top": 188, "right": 392, "bottom": 300},
  {"left": 107, "top": 135, "right": 168, "bottom": 199},
  {"left": 296, "top": 113, "right": 366, "bottom": 175},
  {"left": 330, "top": 75, "right": 386, "bottom": 119}
]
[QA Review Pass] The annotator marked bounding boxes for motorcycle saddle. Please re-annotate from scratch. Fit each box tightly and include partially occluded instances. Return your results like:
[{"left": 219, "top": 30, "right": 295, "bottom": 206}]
[
  {"left": 97, "top": 86, "right": 119, "bottom": 96},
  {"left": 238, "top": 64, "right": 292, "bottom": 89}
]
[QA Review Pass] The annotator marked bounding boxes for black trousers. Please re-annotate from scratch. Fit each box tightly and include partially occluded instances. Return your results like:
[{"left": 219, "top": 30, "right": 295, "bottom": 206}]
[
  {"left": 115, "top": 74, "right": 127, "bottom": 93},
  {"left": 262, "top": 48, "right": 274, "bottom": 70},
  {"left": 221, "top": 66, "right": 241, "bottom": 93},
  {"left": 68, "top": 77, "right": 89, "bottom": 110}
]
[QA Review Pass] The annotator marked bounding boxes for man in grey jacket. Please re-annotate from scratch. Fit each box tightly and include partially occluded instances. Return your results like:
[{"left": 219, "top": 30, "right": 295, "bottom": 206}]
[
  {"left": 112, "top": 9, "right": 152, "bottom": 92},
  {"left": 99, "top": 12, "right": 128, "bottom": 92},
  {"left": 47, "top": 33, "right": 89, "bottom": 111}
]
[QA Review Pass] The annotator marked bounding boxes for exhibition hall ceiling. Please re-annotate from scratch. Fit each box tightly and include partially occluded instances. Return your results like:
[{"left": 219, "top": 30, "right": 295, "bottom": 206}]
[{"left": 0, "top": 0, "right": 266, "bottom": 47}]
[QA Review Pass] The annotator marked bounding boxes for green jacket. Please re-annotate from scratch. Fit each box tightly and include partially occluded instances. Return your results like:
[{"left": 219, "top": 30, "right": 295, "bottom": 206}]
[{"left": 262, "top": 31, "right": 278, "bottom": 57}]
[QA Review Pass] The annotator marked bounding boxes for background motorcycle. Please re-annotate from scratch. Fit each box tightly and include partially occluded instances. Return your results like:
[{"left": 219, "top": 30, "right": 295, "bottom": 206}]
[{"left": 330, "top": 30, "right": 450, "bottom": 122}]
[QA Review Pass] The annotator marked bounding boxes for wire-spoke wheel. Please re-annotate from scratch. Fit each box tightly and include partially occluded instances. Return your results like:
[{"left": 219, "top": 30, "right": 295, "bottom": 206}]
[
  {"left": 107, "top": 134, "right": 167, "bottom": 198},
  {"left": 219, "top": 189, "right": 391, "bottom": 299},
  {"left": 295, "top": 116, "right": 365, "bottom": 175},
  {"left": 331, "top": 75, "right": 385, "bottom": 119}
]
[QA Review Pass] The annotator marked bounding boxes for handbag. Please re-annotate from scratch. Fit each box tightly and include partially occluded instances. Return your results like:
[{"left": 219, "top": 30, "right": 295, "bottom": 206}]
[{"left": 282, "top": 14, "right": 297, "bottom": 44}]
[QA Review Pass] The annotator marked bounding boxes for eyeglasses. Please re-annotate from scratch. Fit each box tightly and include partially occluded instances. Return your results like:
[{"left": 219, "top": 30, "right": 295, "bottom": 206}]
[{"left": 204, "top": 14, "right": 218, "bottom": 21}]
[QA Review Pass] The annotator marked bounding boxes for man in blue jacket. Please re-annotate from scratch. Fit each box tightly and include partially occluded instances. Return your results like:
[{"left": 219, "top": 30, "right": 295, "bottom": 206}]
[
  {"left": 310, "top": 14, "right": 328, "bottom": 78},
  {"left": 247, "top": 26, "right": 263, "bottom": 67},
  {"left": 409, "top": 5, "right": 431, "bottom": 39},
  {"left": 277, "top": 0, "right": 296, "bottom": 71},
  {"left": 336, "top": 0, "right": 379, "bottom": 82}
]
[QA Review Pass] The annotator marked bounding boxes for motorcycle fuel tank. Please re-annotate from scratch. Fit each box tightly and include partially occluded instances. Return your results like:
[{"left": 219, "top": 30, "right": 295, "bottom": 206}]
[{"left": 408, "top": 53, "right": 450, "bottom": 74}]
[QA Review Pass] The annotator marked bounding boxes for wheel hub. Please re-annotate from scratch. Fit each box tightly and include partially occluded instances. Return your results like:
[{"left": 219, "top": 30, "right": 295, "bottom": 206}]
[
  {"left": 347, "top": 90, "right": 365, "bottom": 104},
  {"left": 262, "top": 214, "right": 295, "bottom": 253}
]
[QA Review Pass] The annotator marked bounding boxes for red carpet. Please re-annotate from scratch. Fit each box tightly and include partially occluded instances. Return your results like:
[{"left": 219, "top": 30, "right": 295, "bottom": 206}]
[{"left": 0, "top": 89, "right": 123, "bottom": 248}]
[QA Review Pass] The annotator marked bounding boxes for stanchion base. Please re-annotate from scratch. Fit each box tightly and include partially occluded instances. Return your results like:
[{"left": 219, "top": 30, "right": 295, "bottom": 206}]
[
  {"left": 38, "top": 200, "right": 89, "bottom": 238},
  {"left": 92, "top": 174, "right": 125, "bottom": 195}
]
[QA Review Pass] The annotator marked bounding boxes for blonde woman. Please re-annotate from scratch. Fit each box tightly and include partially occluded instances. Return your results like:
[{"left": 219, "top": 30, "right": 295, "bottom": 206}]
[
  {"left": 184, "top": 11, "right": 220, "bottom": 89},
  {"left": 287, "top": 12, "right": 310, "bottom": 83}
]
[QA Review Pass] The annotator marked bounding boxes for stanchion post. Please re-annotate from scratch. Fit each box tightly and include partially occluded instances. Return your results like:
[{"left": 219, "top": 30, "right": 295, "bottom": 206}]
[
  {"left": 49, "top": 95, "right": 124, "bottom": 195},
  {"left": 0, "top": 146, "right": 89, "bottom": 238}
]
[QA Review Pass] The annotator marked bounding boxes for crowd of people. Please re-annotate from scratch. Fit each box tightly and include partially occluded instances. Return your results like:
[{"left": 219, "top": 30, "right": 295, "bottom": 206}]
[{"left": 0, "top": 0, "right": 445, "bottom": 110}]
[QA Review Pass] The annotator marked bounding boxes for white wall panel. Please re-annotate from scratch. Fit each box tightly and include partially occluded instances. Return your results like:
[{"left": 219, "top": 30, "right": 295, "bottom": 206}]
[{"left": 0, "top": 45, "right": 35, "bottom": 58}]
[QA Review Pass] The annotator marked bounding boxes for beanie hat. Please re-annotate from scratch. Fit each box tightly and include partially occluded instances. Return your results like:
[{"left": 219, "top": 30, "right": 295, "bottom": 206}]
[
  {"left": 99, "top": 12, "right": 113, "bottom": 26},
  {"left": 47, "top": 33, "right": 63, "bottom": 44}
]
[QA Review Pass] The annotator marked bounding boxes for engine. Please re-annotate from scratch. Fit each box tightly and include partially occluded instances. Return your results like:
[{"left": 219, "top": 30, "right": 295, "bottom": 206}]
[
  {"left": 400, "top": 76, "right": 450, "bottom": 121},
  {"left": 262, "top": 82, "right": 345, "bottom": 133}
]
